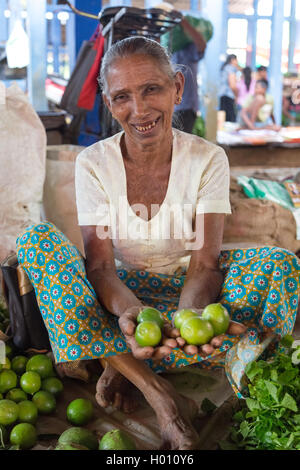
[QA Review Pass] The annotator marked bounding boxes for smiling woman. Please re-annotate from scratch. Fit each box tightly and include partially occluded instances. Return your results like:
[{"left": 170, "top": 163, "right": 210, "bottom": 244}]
[{"left": 15, "top": 36, "right": 300, "bottom": 450}]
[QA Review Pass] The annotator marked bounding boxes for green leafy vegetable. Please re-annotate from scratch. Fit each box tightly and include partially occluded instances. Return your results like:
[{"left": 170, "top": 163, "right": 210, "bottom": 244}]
[{"left": 221, "top": 337, "right": 300, "bottom": 450}]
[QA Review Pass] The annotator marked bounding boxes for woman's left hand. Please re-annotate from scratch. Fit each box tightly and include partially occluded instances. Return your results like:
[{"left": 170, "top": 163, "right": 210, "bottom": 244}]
[{"left": 163, "top": 319, "right": 247, "bottom": 357}]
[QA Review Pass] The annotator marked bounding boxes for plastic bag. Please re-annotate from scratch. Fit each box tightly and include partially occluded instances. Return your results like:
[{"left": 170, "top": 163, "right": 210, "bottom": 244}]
[
  {"left": 161, "top": 15, "right": 213, "bottom": 54},
  {"left": 237, "top": 176, "right": 295, "bottom": 211},
  {"left": 6, "top": 20, "right": 30, "bottom": 69}
]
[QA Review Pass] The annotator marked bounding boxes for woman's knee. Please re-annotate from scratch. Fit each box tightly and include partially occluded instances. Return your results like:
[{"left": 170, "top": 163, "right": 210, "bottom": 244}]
[{"left": 16, "top": 221, "right": 59, "bottom": 259}]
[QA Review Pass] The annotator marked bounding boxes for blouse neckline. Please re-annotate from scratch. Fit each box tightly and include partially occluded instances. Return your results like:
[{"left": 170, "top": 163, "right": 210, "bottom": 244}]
[{"left": 116, "top": 130, "right": 177, "bottom": 224}]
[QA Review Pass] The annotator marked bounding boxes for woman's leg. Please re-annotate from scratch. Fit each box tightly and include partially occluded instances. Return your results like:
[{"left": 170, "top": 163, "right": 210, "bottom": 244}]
[{"left": 106, "top": 353, "right": 199, "bottom": 450}]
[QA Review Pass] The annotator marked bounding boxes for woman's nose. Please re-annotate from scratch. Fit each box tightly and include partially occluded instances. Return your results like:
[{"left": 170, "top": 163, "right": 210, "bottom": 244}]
[{"left": 131, "top": 95, "right": 148, "bottom": 117}]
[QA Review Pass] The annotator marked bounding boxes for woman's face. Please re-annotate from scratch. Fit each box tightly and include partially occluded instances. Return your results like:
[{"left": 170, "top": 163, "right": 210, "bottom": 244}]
[{"left": 103, "top": 54, "right": 184, "bottom": 146}]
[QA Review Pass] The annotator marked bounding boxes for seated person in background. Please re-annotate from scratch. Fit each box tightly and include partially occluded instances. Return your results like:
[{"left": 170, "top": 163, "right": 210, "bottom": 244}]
[
  {"left": 240, "top": 79, "right": 280, "bottom": 131},
  {"left": 236, "top": 66, "right": 256, "bottom": 112},
  {"left": 282, "top": 87, "right": 300, "bottom": 126}
]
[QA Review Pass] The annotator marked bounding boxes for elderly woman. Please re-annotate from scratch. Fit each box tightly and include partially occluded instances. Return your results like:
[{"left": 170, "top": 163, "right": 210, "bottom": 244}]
[{"left": 16, "top": 37, "right": 300, "bottom": 450}]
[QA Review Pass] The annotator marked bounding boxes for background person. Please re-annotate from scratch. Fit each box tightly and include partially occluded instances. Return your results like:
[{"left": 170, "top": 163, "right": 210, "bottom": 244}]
[
  {"left": 219, "top": 54, "right": 239, "bottom": 122},
  {"left": 16, "top": 37, "right": 299, "bottom": 450},
  {"left": 240, "top": 78, "right": 280, "bottom": 130},
  {"left": 171, "top": 14, "right": 207, "bottom": 133},
  {"left": 237, "top": 66, "right": 256, "bottom": 111}
]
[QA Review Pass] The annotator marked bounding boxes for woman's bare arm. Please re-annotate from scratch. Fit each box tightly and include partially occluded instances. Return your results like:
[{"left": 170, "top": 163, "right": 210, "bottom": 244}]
[{"left": 81, "top": 225, "right": 174, "bottom": 360}]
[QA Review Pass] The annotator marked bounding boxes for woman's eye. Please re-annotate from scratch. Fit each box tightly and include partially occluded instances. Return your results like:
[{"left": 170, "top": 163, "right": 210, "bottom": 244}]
[{"left": 114, "top": 94, "right": 127, "bottom": 102}]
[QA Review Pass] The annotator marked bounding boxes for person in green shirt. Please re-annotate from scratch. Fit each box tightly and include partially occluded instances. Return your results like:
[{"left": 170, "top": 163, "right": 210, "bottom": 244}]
[{"left": 240, "top": 79, "right": 280, "bottom": 131}]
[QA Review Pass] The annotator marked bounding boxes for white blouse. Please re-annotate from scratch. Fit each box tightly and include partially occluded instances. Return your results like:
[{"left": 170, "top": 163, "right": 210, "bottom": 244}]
[{"left": 75, "top": 129, "right": 231, "bottom": 275}]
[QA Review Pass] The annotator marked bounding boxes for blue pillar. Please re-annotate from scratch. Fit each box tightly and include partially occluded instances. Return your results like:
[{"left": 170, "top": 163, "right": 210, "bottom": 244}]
[
  {"left": 269, "top": 1, "right": 284, "bottom": 125},
  {"left": 26, "top": 0, "right": 48, "bottom": 111},
  {"left": 0, "top": 0, "right": 7, "bottom": 42},
  {"left": 201, "top": 0, "right": 226, "bottom": 142}
]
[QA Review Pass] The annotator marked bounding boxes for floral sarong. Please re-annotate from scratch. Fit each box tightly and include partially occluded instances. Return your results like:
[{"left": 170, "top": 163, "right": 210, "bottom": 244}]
[{"left": 16, "top": 222, "right": 300, "bottom": 397}]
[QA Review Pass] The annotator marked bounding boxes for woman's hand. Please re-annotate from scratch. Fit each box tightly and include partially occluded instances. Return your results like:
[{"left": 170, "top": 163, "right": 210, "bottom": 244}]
[
  {"left": 118, "top": 306, "right": 178, "bottom": 361},
  {"left": 170, "top": 307, "right": 247, "bottom": 357}
]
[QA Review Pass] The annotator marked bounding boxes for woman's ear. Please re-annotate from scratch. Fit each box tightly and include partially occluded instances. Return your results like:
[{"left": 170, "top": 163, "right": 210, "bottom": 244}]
[{"left": 174, "top": 71, "right": 185, "bottom": 97}]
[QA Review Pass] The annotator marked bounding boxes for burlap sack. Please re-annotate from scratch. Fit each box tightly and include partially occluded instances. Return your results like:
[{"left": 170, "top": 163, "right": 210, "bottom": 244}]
[
  {"left": 224, "top": 176, "right": 300, "bottom": 253},
  {"left": 42, "top": 145, "right": 85, "bottom": 255},
  {"left": 0, "top": 81, "right": 46, "bottom": 263}
]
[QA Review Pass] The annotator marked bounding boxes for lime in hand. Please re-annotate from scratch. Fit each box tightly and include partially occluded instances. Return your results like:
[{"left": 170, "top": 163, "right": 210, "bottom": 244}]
[
  {"left": 180, "top": 317, "right": 214, "bottom": 346},
  {"left": 135, "top": 321, "right": 162, "bottom": 347},
  {"left": 202, "top": 303, "right": 230, "bottom": 336},
  {"left": 137, "top": 307, "right": 164, "bottom": 329},
  {"left": 173, "top": 308, "right": 199, "bottom": 330}
]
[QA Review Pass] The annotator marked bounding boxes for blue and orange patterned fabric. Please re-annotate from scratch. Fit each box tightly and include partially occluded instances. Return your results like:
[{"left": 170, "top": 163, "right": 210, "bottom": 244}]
[{"left": 16, "top": 222, "right": 300, "bottom": 397}]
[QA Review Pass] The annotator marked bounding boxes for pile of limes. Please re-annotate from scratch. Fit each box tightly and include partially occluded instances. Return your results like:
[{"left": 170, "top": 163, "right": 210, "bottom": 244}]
[
  {"left": 0, "top": 344, "right": 64, "bottom": 450},
  {"left": 56, "top": 427, "right": 137, "bottom": 451},
  {"left": 0, "top": 300, "right": 9, "bottom": 335},
  {"left": 174, "top": 303, "right": 230, "bottom": 345}
]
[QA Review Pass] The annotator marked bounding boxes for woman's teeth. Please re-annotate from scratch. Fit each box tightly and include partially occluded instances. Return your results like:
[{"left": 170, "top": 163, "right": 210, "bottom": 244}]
[{"left": 135, "top": 119, "right": 158, "bottom": 132}]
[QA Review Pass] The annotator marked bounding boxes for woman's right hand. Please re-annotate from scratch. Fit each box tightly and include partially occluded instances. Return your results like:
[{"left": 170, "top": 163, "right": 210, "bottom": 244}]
[{"left": 118, "top": 306, "right": 178, "bottom": 361}]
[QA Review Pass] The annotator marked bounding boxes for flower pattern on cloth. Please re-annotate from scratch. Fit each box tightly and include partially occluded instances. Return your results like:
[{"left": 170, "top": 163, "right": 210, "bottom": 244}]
[{"left": 16, "top": 222, "right": 300, "bottom": 396}]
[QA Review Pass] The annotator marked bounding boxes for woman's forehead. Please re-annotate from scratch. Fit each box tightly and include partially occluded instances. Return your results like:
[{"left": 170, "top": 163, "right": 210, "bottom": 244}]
[{"left": 106, "top": 54, "right": 170, "bottom": 89}]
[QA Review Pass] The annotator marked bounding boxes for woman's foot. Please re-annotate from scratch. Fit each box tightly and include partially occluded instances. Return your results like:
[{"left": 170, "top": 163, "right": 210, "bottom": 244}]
[
  {"left": 145, "top": 377, "right": 200, "bottom": 450},
  {"left": 95, "top": 362, "right": 137, "bottom": 413}
]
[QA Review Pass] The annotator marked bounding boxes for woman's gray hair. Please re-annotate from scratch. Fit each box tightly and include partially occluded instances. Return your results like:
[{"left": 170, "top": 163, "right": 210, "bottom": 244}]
[{"left": 98, "top": 36, "right": 177, "bottom": 95}]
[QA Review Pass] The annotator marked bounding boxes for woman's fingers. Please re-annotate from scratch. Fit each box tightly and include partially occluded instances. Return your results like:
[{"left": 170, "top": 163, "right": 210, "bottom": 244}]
[
  {"left": 200, "top": 344, "right": 215, "bottom": 356},
  {"left": 152, "top": 345, "right": 173, "bottom": 361},
  {"left": 175, "top": 336, "right": 186, "bottom": 347},
  {"left": 210, "top": 335, "right": 225, "bottom": 348},
  {"left": 184, "top": 344, "right": 198, "bottom": 356},
  {"left": 227, "top": 321, "right": 247, "bottom": 335},
  {"left": 162, "top": 338, "right": 178, "bottom": 348},
  {"left": 163, "top": 323, "right": 180, "bottom": 338}
]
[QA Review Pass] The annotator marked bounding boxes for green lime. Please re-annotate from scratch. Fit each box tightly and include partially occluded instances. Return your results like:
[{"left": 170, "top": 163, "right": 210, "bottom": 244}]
[
  {"left": 174, "top": 308, "right": 199, "bottom": 330},
  {"left": 5, "top": 388, "right": 27, "bottom": 403},
  {"left": 55, "top": 443, "right": 89, "bottom": 450},
  {"left": 137, "top": 307, "right": 164, "bottom": 328},
  {"left": 99, "top": 429, "right": 137, "bottom": 450},
  {"left": 0, "top": 399, "right": 19, "bottom": 426},
  {"left": 26, "top": 354, "right": 54, "bottom": 379},
  {"left": 135, "top": 321, "right": 162, "bottom": 347},
  {"left": 20, "top": 371, "right": 41, "bottom": 395},
  {"left": 32, "top": 390, "right": 56, "bottom": 415},
  {"left": 11, "top": 356, "right": 28, "bottom": 376},
  {"left": 18, "top": 400, "right": 38, "bottom": 424},
  {"left": 180, "top": 317, "right": 214, "bottom": 345},
  {"left": 10, "top": 423, "right": 37, "bottom": 449},
  {"left": 0, "top": 370, "right": 18, "bottom": 393},
  {"left": 66, "top": 398, "right": 93, "bottom": 425},
  {"left": 41, "top": 377, "right": 64, "bottom": 397},
  {"left": 58, "top": 427, "right": 98, "bottom": 450},
  {"left": 202, "top": 303, "right": 230, "bottom": 336}
]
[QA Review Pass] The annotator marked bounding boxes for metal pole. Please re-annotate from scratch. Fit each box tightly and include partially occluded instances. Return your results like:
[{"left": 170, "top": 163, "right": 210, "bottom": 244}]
[
  {"left": 269, "top": 1, "right": 284, "bottom": 125},
  {"left": 26, "top": 0, "right": 48, "bottom": 111}
]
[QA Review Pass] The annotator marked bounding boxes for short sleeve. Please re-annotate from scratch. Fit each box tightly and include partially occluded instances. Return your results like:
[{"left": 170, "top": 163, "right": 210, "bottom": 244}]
[
  {"left": 75, "top": 154, "right": 111, "bottom": 226},
  {"left": 196, "top": 146, "right": 232, "bottom": 215}
]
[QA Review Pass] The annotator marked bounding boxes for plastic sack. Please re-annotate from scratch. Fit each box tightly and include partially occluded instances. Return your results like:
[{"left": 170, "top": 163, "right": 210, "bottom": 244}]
[
  {"left": 161, "top": 15, "right": 213, "bottom": 54},
  {"left": 42, "top": 145, "right": 85, "bottom": 255},
  {"left": 5, "top": 20, "right": 30, "bottom": 69},
  {"left": 237, "top": 176, "right": 295, "bottom": 212},
  {"left": 0, "top": 81, "right": 46, "bottom": 263}
]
